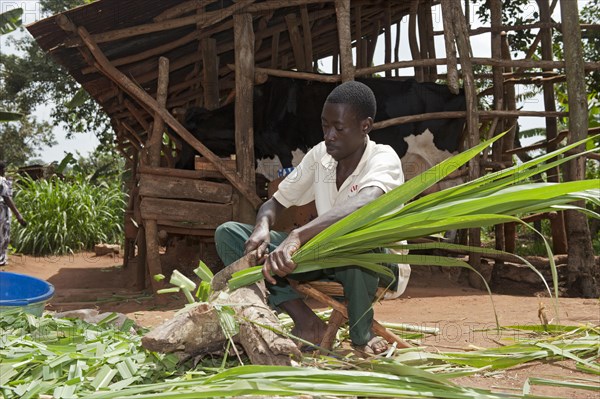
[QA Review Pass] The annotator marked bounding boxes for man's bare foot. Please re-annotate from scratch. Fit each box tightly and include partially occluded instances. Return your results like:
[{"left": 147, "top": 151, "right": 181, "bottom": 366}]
[
  {"left": 352, "top": 335, "right": 389, "bottom": 356},
  {"left": 290, "top": 319, "right": 327, "bottom": 349}
]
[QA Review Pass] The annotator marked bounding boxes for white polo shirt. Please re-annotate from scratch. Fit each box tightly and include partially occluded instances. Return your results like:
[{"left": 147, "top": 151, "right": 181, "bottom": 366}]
[{"left": 273, "top": 137, "right": 403, "bottom": 215}]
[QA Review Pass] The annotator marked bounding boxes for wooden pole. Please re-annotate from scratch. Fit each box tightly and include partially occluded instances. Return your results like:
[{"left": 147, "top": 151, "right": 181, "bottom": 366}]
[
  {"left": 440, "top": 0, "right": 459, "bottom": 94},
  {"left": 234, "top": 13, "right": 257, "bottom": 224},
  {"left": 285, "top": 13, "right": 307, "bottom": 71},
  {"left": 300, "top": 6, "right": 313, "bottom": 71},
  {"left": 559, "top": 0, "right": 598, "bottom": 297},
  {"left": 451, "top": 0, "right": 482, "bottom": 284},
  {"left": 408, "top": 0, "right": 423, "bottom": 82},
  {"left": 202, "top": 38, "right": 220, "bottom": 110},
  {"left": 142, "top": 56, "right": 170, "bottom": 296},
  {"left": 538, "top": 0, "right": 567, "bottom": 254},
  {"left": 490, "top": 0, "right": 506, "bottom": 256},
  {"left": 384, "top": 3, "right": 392, "bottom": 78},
  {"left": 355, "top": 5, "right": 363, "bottom": 69},
  {"left": 335, "top": 0, "right": 355, "bottom": 82}
]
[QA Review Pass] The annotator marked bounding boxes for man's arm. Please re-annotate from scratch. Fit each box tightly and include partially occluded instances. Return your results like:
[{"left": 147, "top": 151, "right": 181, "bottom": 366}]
[
  {"left": 263, "top": 186, "right": 384, "bottom": 283},
  {"left": 244, "top": 197, "right": 285, "bottom": 259}
]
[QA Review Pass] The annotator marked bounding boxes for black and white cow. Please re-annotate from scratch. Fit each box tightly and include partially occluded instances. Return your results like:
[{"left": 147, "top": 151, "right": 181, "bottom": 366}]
[{"left": 176, "top": 77, "right": 466, "bottom": 184}]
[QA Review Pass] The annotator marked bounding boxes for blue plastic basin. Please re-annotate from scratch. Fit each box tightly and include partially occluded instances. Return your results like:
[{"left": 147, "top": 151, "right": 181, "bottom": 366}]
[{"left": 0, "top": 272, "right": 55, "bottom": 316}]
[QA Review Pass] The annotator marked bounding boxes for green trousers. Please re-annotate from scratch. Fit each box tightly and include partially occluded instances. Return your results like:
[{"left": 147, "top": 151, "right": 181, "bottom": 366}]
[{"left": 215, "top": 221, "right": 379, "bottom": 346}]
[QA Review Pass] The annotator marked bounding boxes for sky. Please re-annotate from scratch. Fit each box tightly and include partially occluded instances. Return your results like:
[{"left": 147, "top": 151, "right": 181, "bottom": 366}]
[{"left": 0, "top": 0, "right": 589, "bottom": 163}]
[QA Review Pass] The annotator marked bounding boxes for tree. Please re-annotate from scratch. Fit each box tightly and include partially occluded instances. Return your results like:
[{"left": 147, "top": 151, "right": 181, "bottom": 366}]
[{"left": 0, "top": 0, "right": 114, "bottom": 167}]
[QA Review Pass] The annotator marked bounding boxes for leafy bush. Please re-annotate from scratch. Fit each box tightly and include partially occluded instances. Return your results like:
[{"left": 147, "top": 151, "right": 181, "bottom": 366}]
[{"left": 11, "top": 174, "right": 126, "bottom": 255}]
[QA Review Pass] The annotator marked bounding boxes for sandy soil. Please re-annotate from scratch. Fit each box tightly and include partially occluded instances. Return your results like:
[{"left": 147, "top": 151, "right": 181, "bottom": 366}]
[{"left": 2, "top": 251, "right": 599, "bottom": 398}]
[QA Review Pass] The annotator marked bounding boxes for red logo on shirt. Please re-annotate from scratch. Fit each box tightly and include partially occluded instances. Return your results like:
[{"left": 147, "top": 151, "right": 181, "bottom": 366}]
[{"left": 350, "top": 184, "right": 359, "bottom": 193}]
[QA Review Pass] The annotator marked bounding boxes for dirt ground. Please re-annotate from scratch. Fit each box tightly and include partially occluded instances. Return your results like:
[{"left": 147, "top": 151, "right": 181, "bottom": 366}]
[{"left": 2, "top": 251, "right": 599, "bottom": 398}]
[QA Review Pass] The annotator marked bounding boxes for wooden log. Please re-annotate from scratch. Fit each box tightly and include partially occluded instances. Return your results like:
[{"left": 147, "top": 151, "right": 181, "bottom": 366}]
[
  {"left": 202, "top": 38, "right": 220, "bottom": 110},
  {"left": 142, "top": 253, "right": 301, "bottom": 365},
  {"left": 148, "top": 57, "right": 169, "bottom": 167},
  {"left": 537, "top": 0, "right": 567, "bottom": 255},
  {"left": 300, "top": 6, "right": 313, "bottom": 71},
  {"left": 394, "top": 22, "right": 400, "bottom": 76},
  {"left": 252, "top": 66, "right": 341, "bottom": 82},
  {"left": 270, "top": 31, "right": 280, "bottom": 68},
  {"left": 384, "top": 3, "right": 392, "bottom": 78},
  {"left": 71, "top": 24, "right": 262, "bottom": 209},
  {"left": 140, "top": 164, "right": 231, "bottom": 180},
  {"left": 408, "top": 0, "right": 423, "bottom": 82},
  {"left": 355, "top": 5, "right": 363, "bottom": 69},
  {"left": 335, "top": 0, "right": 354, "bottom": 82},
  {"left": 94, "top": 243, "right": 120, "bottom": 256},
  {"left": 560, "top": 0, "right": 598, "bottom": 297},
  {"left": 449, "top": 0, "right": 481, "bottom": 281},
  {"left": 141, "top": 198, "right": 232, "bottom": 227},
  {"left": 139, "top": 174, "right": 233, "bottom": 203},
  {"left": 234, "top": 13, "right": 257, "bottom": 224},
  {"left": 440, "top": 0, "right": 459, "bottom": 94},
  {"left": 424, "top": 0, "right": 437, "bottom": 82},
  {"left": 154, "top": 0, "right": 214, "bottom": 22},
  {"left": 81, "top": 32, "right": 198, "bottom": 75},
  {"left": 63, "top": 0, "right": 255, "bottom": 48}
]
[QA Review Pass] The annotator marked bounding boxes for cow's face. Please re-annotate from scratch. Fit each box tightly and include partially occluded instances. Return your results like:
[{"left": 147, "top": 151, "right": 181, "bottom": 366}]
[{"left": 321, "top": 102, "right": 372, "bottom": 162}]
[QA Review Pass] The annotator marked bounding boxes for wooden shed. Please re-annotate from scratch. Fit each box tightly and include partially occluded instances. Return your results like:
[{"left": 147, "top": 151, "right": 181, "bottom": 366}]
[{"left": 27, "top": 0, "right": 599, "bottom": 295}]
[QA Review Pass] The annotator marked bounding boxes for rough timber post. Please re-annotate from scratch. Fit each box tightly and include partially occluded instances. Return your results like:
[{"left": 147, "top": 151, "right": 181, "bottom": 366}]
[
  {"left": 490, "top": 0, "right": 506, "bottom": 257},
  {"left": 560, "top": 0, "right": 598, "bottom": 298},
  {"left": 538, "top": 0, "right": 567, "bottom": 254},
  {"left": 234, "top": 13, "right": 257, "bottom": 223},
  {"left": 335, "top": 0, "right": 354, "bottom": 82},
  {"left": 451, "top": 0, "right": 483, "bottom": 285},
  {"left": 201, "top": 38, "right": 220, "bottom": 110},
  {"left": 145, "top": 56, "right": 169, "bottom": 296}
]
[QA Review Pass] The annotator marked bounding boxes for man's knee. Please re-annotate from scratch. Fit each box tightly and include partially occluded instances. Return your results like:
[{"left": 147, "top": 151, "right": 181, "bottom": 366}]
[{"left": 214, "top": 221, "right": 240, "bottom": 244}]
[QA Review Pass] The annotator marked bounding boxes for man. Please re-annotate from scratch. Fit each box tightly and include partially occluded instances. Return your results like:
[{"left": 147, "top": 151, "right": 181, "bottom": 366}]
[
  {"left": 0, "top": 161, "right": 27, "bottom": 266},
  {"left": 215, "top": 81, "right": 403, "bottom": 354}
]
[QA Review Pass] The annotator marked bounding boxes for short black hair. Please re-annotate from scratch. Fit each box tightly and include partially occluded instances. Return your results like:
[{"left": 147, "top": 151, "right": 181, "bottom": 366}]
[{"left": 325, "top": 81, "right": 376, "bottom": 120}]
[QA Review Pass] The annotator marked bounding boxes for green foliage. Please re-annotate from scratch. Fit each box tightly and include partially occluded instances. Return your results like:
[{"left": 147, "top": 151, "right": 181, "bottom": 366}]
[
  {"left": 0, "top": 0, "right": 112, "bottom": 162},
  {"left": 0, "top": 8, "right": 22, "bottom": 35},
  {"left": 3, "top": 309, "right": 597, "bottom": 398},
  {"left": 0, "top": 311, "right": 184, "bottom": 399},
  {"left": 0, "top": 116, "right": 57, "bottom": 166},
  {"left": 10, "top": 172, "right": 126, "bottom": 255},
  {"left": 229, "top": 135, "right": 600, "bottom": 294}
]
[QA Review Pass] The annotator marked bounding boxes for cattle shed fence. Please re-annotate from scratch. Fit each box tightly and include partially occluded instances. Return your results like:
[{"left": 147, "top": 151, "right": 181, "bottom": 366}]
[{"left": 27, "top": 0, "right": 600, "bottom": 294}]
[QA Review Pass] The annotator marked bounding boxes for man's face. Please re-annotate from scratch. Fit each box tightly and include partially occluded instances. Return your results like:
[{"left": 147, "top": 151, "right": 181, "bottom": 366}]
[{"left": 321, "top": 102, "right": 369, "bottom": 161}]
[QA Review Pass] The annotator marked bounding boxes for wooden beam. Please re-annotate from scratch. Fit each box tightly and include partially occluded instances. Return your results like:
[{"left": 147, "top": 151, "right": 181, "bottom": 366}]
[
  {"left": 285, "top": 13, "right": 307, "bottom": 71},
  {"left": 154, "top": 0, "right": 214, "bottom": 22},
  {"left": 147, "top": 56, "right": 169, "bottom": 167},
  {"left": 201, "top": 38, "right": 220, "bottom": 110},
  {"left": 63, "top": 0, "right": 255, "bottom": 48},
  {"left": 300, "top": 6, "right": 314, "bottom": 71},
  {"left": 73, "top": 23, "right": 262, "bottom": 209},
  {"left": 254, "top": 66, "right": 340, "bottom": 82},
  {"left": 234, "top": 13, "right": 257, "bottom": 223},
  {"left": 441, "top": 0, "right": 459, "bottom": 94},
  {"left": 139, "top": 174, "right": 232, "bottom": 203},
  {"left": 538, "top": 0, "right": 567, "bottom": 254},
  {"left": 335, "top": 0, "right": 354, "bottom": 82},
  {"left": 81, "top": 31, "right": 198, "bottom": 75},
  {"left": 560, "top": 0, "right": 597, "bottom": 297},
  {"left": 141, "top": 198, "right": 232, "bottom": 226}
]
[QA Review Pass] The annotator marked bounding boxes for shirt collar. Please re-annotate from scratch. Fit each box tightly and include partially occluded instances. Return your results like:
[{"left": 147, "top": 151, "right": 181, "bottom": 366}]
[{"left": 320, "top": 136, "right": 373, "bottom": 176}]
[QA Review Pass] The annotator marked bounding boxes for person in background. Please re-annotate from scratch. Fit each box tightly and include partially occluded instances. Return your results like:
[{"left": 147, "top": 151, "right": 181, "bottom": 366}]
[
  {"left": 215, "top": 81, "right": 406, "bottom": 354},
  {"left": 0, "top": 161, "right": 27, "bottom": 266}
]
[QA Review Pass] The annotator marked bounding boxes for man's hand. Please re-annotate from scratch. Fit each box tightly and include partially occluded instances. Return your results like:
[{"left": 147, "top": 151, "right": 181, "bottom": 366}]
[
  {"left": 244, "top": 223, "right": 270, "bottom": 263},
  {"left": 17, "top": 215, "right": 27, "bottom": 227},
  {"left": 262, "top": 230, "right": 301, "bottom": 284}
]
